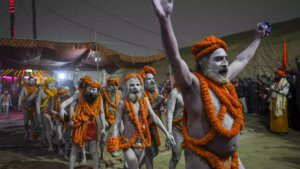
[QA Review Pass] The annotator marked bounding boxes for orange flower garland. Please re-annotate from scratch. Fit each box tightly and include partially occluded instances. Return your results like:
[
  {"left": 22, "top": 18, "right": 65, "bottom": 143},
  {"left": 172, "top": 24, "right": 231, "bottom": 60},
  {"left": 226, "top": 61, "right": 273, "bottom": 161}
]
[
  {"left": 107, "top": 98, "right": 151, "bottom": 153},
  {"left": 144, "top": 89, "right": 161, "bottom": 146},
  {"left": 181, "top": 72, "right": 243, "bottom": 169},
  {"left": 103, "top": 90, "right": 120, "bottom": 125},
  {"left": 24, "top": 82, "right": 37, "bottom": 95},
  {"left": 172, "top": 116, "right": 183, "bottom": 130},
  {"left": 72, "top": 90, "right": 102, "bottom": 148}
]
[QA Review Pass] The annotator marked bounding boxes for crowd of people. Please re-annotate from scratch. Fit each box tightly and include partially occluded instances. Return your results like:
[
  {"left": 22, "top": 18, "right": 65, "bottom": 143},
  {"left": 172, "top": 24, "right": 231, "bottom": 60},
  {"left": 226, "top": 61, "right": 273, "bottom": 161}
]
[{"left": 233, "top": 58, "right": 300, "bottom": 132}]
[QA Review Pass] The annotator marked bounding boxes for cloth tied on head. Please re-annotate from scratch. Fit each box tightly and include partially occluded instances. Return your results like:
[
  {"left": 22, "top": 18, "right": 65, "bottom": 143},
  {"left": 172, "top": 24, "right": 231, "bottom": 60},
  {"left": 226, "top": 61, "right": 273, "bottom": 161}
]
[
  {"left": 140, "top": 66, "right": 156, "bottom": 80},
  {"left": 80, "top": 76, "right": 101, "bottom": 89},
  {"left": 124, "top": 73, "right": 143, "bottom": 85},
  {"left": 106, "top": 77, "right": 120, "bottom": 86},
  {"left": 192, "top": 36, "right": 228, "bottom": 60},
  {"left": 275, "top": 70, "right": 286, "bottom": 77},
  {"left": 45, "top": 77, "right": 57, "bottom": 85}
]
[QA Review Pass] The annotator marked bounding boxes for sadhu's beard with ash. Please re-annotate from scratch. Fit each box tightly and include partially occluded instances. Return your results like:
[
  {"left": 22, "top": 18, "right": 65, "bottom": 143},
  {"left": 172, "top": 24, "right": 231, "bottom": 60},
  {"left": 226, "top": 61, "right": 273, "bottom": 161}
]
[
  {"left": 145, "top": 82, "right": 156, "bottom": 92},
  {"left": 202, "top": 65, "right": 229, "bottom": 85},
  {"left": 84, "top": 91, "right": 99, "bottom": 104},
  {"left": 198, "top": 58, "right": 229, "bottom": 85},
  {"left": 127, "top": 90, "right": 143, "bottom": 102}
]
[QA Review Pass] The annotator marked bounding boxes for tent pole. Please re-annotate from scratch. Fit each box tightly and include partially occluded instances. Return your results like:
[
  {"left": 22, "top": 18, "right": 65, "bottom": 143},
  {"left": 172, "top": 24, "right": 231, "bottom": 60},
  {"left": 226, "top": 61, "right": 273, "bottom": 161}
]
[{"left": 32, "top": 0, "right": 37, "bottom": 39}]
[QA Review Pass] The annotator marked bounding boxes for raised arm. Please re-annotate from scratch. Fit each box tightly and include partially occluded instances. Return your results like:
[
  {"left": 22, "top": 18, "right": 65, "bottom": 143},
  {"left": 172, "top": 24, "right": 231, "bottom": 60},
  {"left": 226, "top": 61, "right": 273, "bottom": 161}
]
[
  {"left": 151, "top": 0, "right": 192, "bottom": 90},
  {"left": 227, "top": 25, "right": 267, "bottom": 80}
]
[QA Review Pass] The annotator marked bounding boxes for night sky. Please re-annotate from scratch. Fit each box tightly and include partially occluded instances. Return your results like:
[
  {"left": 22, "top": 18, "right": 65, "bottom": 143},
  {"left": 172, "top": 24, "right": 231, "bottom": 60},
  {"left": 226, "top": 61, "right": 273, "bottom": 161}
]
[{"left": 0, "top": 0, "right": 299, "bottom": 55}]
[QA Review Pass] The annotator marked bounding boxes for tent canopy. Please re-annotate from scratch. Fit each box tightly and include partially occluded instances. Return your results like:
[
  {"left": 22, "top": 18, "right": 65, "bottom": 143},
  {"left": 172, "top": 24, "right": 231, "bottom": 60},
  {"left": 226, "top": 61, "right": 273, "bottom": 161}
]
[{"left": 0, "top": 38, "right": 165, "bottom": 73}]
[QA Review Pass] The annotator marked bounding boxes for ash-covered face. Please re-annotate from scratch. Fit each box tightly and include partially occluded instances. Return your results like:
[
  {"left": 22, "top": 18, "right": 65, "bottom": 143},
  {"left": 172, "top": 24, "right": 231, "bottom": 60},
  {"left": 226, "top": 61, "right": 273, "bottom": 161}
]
[
  {"left": 144, "top": 73, "right": 157, "bottom": 92},
  {"left": 198, "top": 48, "right": 229, "bottom": 85},
  {"left": 125, "top": 78, "right": 143, "bottom": 103},
  {"left": 107, "top": 83, "right": 118, "bottom": 93},
  {"left": 28, "top": 78, "right": 36, "bottom": 87},
  {"left": 47, "top": 80, "right": 57, "bottom": 90},
  {"left": 84, "top": 86, "right": 99, "bottom": 104}
]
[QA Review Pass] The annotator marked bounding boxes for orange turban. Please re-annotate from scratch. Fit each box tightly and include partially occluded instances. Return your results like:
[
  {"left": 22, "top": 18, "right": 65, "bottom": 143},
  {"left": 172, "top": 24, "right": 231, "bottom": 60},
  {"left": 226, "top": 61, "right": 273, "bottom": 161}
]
[
  {"left": 80, "top": 76, "right": 101, "bottom": 89},
  {"left": 106, "top": 77, "right": 120, "bottom": 86},
  {"left": 192, "top": 36, "right": 228, "bottom": 60},
  {"left": 140, "top": 66, "right": 156, "bottom": 80},
  {"left": 124, "top": 73, "right": 144, "bottom": 85},
  {"left": 275, "top": 70, "right": 286, "bottom": 77}
]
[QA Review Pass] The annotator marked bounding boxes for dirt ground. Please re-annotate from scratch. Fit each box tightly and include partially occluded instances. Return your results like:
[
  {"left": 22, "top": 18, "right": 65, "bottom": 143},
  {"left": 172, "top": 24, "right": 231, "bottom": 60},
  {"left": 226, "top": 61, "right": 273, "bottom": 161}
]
[{"left": 0, "top": 112, "right": 299, "bottom": 169}]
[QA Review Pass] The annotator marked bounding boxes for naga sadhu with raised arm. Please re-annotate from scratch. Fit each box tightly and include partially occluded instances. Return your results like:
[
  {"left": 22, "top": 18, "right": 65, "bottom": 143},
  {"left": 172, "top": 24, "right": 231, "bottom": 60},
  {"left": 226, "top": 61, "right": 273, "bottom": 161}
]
[{"left": 151, "top": 0, "right": 270, "bottom": 168}]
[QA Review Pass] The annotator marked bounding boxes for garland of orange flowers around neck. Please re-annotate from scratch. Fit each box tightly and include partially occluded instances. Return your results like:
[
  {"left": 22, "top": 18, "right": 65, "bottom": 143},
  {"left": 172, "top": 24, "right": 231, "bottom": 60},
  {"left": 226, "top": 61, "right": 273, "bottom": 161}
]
[
  {"left": 71, "top": 89, "right": 102, "bottom": 148},
  {"left": 144, "top": 89, "right": 161, "bottom": 146},
  {"left": 181, "top": 71, "right": 243, "bottom": 169},
  {"left": 103, "top": 89, "right": 120, "bottom": 125},
  {"left": 24, "top": 83, "right": 37, "bottom": 95},
  {"left": 107, "top": 97, "right": 151, "bottom": 153}
]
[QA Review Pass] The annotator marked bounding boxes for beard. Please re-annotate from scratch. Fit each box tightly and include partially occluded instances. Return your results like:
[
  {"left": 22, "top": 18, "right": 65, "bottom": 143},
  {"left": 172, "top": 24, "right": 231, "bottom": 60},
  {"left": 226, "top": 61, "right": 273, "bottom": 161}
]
[
  {"left": 84, "top": 92, "right": 99, "bottom": 104},
  {"left": 145, "top": 83, "right": 156, "bottom": 92},
  {"left": 128, "top": 91, "right": 142, "bottom": 103},
  {"left": 203, "top": 66, "right": 229, "bottom": 85}
]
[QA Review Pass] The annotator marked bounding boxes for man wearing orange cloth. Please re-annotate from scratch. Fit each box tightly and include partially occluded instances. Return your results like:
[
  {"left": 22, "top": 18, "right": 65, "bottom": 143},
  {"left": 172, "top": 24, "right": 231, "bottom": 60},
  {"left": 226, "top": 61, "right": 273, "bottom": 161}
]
[
  {"left": 59, "top": 76, "right": 104, "bottom": 169},
  {"left": 107, "top": 73, "right": 175, "bottom": 169},
  {"left": 18, "top": 76, "right": 38, "bottom": 140},
  {"left": 140, "top": 66, "right": 165, "bottom": 160},
  {"left": 151, "top": 0, "right": 269, "bottom": 168},
  {"left": 269, "top": 69, "right": 289, "bottom": 134},
  {"left": 100, "top": 76, "right": 122, "bottom": 160}
]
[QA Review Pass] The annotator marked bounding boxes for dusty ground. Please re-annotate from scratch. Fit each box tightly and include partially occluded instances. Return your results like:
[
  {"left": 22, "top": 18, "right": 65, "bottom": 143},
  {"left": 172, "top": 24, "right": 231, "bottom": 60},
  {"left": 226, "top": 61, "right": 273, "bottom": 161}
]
[{"left": 0, "top": 112, "right": 299, "bottom": 169}]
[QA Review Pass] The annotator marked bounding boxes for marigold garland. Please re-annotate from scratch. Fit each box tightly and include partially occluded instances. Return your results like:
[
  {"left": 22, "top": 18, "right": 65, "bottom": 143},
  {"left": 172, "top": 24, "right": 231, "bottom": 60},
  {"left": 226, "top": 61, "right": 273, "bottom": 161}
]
[
  {"left": 107, "top": 97, "right": 151, "bottom": 153},
  {"left": 24, "top": 82, "right": 37, "bottom": 95},
  {"left": 172, "top": 116, "right": 183, "bottom": 130},
  {"left": 182, "top": 141, "right": 239, "bottom": 169},
  {"left": 181, "top": 72, "right": 243, "bottom": 169},
  {"left": 103, "top": 89, "right": 120, "bottom": 125},
  {"left": 71, "top": 90, "right": 102, "bottom": 148},
  {"left": 144, "top": 89, "right": 161, "bottom": 146}
]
